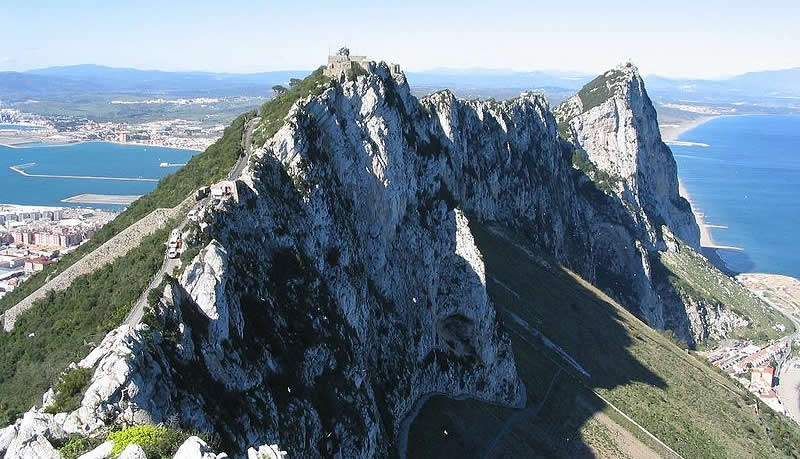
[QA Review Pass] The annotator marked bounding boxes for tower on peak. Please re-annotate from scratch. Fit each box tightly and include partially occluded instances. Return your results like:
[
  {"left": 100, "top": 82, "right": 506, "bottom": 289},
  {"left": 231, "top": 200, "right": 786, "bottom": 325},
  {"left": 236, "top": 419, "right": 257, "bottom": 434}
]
[{"left": 323, "top": 48, "right": 402, "bottom": 79}]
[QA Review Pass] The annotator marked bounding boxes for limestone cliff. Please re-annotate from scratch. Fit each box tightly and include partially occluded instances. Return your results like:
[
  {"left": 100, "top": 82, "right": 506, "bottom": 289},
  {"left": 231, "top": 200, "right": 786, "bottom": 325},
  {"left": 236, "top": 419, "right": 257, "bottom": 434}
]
[
  {"left": 555, "top": 63, "right": 701, "bottom": 252},
  {"left": 0, "top": 62, "right": 753, "bottom": 458}
]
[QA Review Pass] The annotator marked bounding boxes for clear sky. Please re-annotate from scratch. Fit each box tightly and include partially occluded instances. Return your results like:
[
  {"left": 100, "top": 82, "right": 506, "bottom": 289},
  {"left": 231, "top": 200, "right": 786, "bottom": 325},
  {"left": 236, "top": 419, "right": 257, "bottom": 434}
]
[{"left": 2, "top": 0, "right": 798, "bottom": 79}]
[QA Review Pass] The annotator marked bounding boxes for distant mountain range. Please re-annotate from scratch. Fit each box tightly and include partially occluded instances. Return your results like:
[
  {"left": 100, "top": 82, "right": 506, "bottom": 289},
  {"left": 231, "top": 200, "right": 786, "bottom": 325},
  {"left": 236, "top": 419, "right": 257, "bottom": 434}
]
[
  {"left": 0, "top": 64, "right": 310, "bottom": 98},
  {"left": 2, "top": 63, "right": 799, "bottom": 106}
]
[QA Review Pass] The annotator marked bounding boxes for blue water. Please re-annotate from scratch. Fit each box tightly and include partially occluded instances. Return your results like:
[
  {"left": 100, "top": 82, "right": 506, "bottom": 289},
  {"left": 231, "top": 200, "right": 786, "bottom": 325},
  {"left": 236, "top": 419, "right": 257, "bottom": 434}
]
[
  {"left": 0, "top": 124, "right": 42, "bottom": 131},
  {"left": 0, "top": 142, "right": 195, "bottom": 209},
  {"left": 672, "top": 115, "right": 800, "bottom": 277}
]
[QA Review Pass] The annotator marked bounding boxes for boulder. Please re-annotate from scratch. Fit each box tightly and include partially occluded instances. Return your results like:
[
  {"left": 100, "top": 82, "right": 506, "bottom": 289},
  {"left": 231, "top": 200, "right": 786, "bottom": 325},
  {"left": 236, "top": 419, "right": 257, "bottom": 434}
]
[
  {"left": 172, "top": 436, "right": 218, "bottom": 459},
  {"left": 118, "top": 443, "right": 147, "bottom": 459},
  {"left": 77, "top": 440, "right": 114, "bottom": 459}
]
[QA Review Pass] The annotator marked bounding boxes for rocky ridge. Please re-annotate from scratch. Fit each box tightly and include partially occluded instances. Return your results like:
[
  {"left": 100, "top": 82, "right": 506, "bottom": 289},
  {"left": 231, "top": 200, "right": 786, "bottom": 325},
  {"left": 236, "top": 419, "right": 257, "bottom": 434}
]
[{"left": 0, "top": 61, "right": 757, "bottom": 458}]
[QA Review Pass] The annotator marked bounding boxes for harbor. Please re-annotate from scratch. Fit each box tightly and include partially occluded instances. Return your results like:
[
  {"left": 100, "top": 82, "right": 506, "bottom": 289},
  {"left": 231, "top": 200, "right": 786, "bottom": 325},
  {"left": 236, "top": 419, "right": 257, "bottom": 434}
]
[{"left": 9, "top": 163, "right": 159, "bottom": 182}]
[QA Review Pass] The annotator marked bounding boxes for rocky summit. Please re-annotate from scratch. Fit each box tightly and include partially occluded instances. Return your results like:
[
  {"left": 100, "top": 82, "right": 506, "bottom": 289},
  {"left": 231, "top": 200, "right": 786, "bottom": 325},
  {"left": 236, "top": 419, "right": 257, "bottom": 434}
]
[{"left": 0, "top": 61, "right": 782, "bottom": 458}]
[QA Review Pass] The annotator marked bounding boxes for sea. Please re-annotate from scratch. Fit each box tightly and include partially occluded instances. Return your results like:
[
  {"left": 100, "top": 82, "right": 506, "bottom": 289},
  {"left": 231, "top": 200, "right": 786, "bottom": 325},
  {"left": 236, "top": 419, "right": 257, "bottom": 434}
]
[
  {"left": 0, "top": 141, "right": 195, "bottom": 210},
  {"left": 672, "top": 115, "right": 800, "bottom": 278}
]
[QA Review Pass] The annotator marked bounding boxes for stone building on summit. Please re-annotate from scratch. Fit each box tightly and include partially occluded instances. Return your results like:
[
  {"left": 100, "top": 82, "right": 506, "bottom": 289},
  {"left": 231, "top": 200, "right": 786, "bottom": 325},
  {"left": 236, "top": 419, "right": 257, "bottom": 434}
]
[{"left": 324, "top": 47, "right": 401, "bottom": 78}]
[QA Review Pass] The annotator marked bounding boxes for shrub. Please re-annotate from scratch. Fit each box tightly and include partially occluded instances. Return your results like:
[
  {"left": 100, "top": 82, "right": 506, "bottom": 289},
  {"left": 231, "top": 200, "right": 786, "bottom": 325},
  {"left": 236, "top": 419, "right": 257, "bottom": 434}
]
[
  {"left": 180, "top": 247, "right": 201, "bottom": 267},
  {"left": 571, "top": 151, "right": 620, "bottom": 194},
  {"left": 108, "top": 425, "right": 185, "bottom": 458},
  {"left": 253, "top": 67, "right": 330, "bottom": 147},
  {"left": 44, "top": 367, "right": 93, "bottom": 414},
  {"left": 58, "top": 435, "right": 103, "bottom": 459}
]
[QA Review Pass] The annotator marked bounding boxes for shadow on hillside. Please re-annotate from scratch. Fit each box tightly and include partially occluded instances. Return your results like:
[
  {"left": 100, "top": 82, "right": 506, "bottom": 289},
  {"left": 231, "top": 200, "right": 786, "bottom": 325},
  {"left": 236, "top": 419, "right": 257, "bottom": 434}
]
[
  {"left": 152, "top": 102, "right": 541, "bottom": 456},
  {"left": 406, "top": 222, "right": 669, "bottom": 458}
]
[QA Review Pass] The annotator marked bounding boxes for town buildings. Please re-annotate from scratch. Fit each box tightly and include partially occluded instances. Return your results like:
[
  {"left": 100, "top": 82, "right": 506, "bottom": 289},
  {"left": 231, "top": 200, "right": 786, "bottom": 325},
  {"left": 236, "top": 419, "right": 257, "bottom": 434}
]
[{"left": 0, "top": 204, "right": 118, "bottom": 299}]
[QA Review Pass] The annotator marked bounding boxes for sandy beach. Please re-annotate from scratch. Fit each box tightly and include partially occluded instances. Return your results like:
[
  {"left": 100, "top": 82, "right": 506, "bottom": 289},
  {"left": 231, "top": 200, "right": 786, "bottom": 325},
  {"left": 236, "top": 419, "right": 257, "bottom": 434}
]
[
  {"left": 660, "top": 115, "right": 717, "bottom": 142},
  {"left": 663, "top": 115, "right": 719, "bottom": 247},
  {"left": 678, "top": 181, "right": 716, "bottom": 247}
]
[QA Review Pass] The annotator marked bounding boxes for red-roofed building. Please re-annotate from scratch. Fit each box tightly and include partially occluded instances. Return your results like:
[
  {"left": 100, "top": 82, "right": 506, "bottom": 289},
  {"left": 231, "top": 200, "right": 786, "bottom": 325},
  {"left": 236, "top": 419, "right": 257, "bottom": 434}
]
[
  {"left": 750, "top": 366, "right": 774, "bottom": 392},
  {"left": 24, "top": 256, "right": 52, "bottom": 274}
]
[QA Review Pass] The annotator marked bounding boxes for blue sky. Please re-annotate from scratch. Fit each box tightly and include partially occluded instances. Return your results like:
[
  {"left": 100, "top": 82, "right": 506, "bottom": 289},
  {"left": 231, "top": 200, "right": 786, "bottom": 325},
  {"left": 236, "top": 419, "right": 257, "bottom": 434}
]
[{"left": 2, "top": 0, "right": 798, "bottom": 78}]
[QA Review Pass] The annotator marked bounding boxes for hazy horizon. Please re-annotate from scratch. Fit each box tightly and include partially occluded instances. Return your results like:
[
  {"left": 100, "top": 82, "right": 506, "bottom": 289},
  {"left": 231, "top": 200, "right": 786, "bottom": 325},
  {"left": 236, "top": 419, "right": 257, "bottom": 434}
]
[
  {"left": 3, "top": 0, "right": 799, "bottom": 79},
  {"left": 7, "top": 62, "right": 800, "bottom": 83}
]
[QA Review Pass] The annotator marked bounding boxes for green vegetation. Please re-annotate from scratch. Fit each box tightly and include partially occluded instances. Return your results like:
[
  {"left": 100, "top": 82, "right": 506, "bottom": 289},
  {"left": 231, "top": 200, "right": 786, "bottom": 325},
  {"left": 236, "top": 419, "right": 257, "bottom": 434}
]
[
  {"left": 56, "top": 425, "right": 217, "bottom": 459},
  {"left": 252, "top": 67, "right": 331, "bottom": 147},
  {"left": 577, "top": 73, "right": 613, "bottom": 112},
  {"left": 179, "top": 246, "right": 201, "bottom": 268},
  {"left": 557, "top": 120, "right": 571, "bottom": 140},
  {"left": 790, "top": 341, "right": 800, "bottom": 360},
  {"left": 58, "top": 436, "right": 104, "bottom": 459},
  {"left": 577, "top": 67, "right": 630, "bottom": 113},
  {"left": 108, "top": 425, "right": 186, "bottom": 458},
  {"left": 571, "top": 150, "right": 621, "bottom": 194},
  {"left": 656, "top": 241, "right": 794, "bottom": 344},
  {"left": 0, "top": 82, "right": 253, "bottom": 424},
  {"left": 0, "top": 223, "right": 175, "bottom": 424},
  {"left": 408, "top": 222, "right": 800, "bottom": 458},
  {"left": 44, "top": 367, "right": 93, "bottom": 414},
  {"left": 0, "top": 113, "right": 252, "bottom": 315}
]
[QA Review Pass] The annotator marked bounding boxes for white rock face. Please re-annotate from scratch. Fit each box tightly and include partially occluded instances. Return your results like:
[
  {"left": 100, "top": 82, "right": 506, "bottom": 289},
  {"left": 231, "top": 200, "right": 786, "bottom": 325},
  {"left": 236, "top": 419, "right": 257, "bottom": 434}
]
[
  {"left": 76, "top": 440, "right": 114, "bottom": 459},
  {"left": 118, "top": 444, "right": 147, "bottom": 459},
  {"left": 247, "top": 444, "right": 286, "bottom": 459},
  {"left": 556, "top": 63, "right": 701, "bottom": 252},
  {"left": 173, "top": 436, "right": 219, "bottom": 459},
  {"left": 0, "top": 61, "right": 745, "bottom": 457},
  {"left": 0, "top": 411, "right": 65, "bottom": 459}
]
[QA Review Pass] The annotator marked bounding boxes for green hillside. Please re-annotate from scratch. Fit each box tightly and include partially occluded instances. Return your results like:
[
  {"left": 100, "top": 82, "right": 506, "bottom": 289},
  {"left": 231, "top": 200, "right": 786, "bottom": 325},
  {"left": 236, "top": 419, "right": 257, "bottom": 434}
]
[
  {"left": 0, "top": 68, "right": 333, "bottom": 425},
  {"left": 408, "top": 221, "right": 800, "bottom": 458},
  {"left": 656, "top": 240, "right": 793, "bottom": 346}
]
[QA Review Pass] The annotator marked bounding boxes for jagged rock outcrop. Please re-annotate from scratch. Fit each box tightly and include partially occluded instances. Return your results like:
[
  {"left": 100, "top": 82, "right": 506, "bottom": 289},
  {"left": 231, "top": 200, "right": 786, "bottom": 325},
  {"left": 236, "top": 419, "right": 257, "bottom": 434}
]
[
  {"left": 0, "top": 411, "right": 67, "bottom": 459},
  {"left": 1, "top": 61, "right": 746, "bottom": 458},
  {"left": 555, "top": 63, "right": 700, "bottom": 251}
]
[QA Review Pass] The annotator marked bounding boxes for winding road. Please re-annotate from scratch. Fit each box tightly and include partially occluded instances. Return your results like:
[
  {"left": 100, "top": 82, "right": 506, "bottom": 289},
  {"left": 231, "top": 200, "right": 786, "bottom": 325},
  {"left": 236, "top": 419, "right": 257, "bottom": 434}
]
[{"left": 123, "top": 116, "right": 261, "bottom": 326}]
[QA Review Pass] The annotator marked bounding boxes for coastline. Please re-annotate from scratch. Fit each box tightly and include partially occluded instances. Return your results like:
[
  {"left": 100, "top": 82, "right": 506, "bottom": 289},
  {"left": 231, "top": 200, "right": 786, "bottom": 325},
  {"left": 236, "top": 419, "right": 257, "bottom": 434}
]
[
  {"left": 0, "top": 139, "right": 200, "bottom": 152},
  {"left": 662, "top": 115, "right": 718, "bottom": 247},
  {"left": 660, "top": 115, "right": 717, "bottom": 142},
  {"left": 678, "top": 181, "right": 716, "bottom": 247}
]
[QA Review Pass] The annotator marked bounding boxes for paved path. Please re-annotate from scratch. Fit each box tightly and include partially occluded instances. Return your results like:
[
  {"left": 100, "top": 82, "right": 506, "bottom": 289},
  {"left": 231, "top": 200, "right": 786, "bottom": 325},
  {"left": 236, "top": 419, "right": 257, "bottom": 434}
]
[
  {"left": 1, "top": 202, "right": 188, "bottom": 331},
  {"left": 229, "top": 116, "right": 260, "bottom": 180},
  {"left": 124, "top": 116, "right": 260, "bottom": 326},
  {"left": 778, "top": 360, "right": 800, "bottom": 423},
  {"left": 123, "top": 229, "right": 184, "bottom": 326}
]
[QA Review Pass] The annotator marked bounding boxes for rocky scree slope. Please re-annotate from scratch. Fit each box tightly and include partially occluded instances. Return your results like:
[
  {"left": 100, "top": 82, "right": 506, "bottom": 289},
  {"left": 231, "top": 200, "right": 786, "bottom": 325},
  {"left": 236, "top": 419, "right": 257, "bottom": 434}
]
[{"left": 0, "top": 62, "right": 758, "bottom": 458}]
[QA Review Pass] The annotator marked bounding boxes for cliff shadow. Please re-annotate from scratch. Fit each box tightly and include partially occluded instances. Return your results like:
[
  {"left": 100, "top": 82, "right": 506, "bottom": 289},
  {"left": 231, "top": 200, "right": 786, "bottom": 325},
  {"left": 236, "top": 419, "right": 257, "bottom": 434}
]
[{"left": 406, "top": 221, "right": 682, "bottom": 458}]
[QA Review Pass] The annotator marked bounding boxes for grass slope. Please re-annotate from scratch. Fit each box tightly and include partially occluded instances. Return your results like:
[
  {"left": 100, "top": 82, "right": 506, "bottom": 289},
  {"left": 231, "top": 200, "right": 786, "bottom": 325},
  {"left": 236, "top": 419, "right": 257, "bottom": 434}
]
[
  {"left": 656, "top": 240, "right": 794, "bottom": 346},
  {"left": 251, "top": 67, "right": 330, "bottom": 147},
  {"left": 0, "top": 113, "right": 252, "bottom": 315},
  {"left": 408, "top": 222, "right": 800, "bottom": 458},
  {"left": 0, "top": 223, "right": 173, "bottom": 424},
  {"left": 0, "top": 68, "right": 333, "bottom": 425}
]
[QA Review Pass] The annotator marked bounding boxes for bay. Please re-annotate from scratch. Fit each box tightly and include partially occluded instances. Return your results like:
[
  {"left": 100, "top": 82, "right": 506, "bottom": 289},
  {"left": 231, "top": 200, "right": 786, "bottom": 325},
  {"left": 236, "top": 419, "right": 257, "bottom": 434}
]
[
  {"left": 673, "top": 115, "right": 800, "bottom": 278},
  {"left": 0, "top": 141, "right": 195, "bottom": 209}
]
